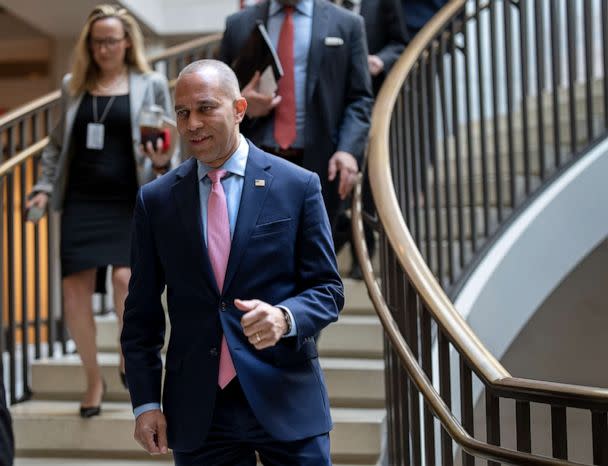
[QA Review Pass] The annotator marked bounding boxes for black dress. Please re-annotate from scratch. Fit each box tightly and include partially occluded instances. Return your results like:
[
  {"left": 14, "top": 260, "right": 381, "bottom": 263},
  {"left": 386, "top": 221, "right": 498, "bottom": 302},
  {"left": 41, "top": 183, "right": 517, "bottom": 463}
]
[{"left": 61, "top": 93, "right": 138, "bottom": 277}]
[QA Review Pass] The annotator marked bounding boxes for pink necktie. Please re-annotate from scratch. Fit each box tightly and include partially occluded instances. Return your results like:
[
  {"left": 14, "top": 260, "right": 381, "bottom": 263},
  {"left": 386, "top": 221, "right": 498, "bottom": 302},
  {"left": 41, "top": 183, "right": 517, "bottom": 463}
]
[{"left": 207, "top": 169, "right": 236, "bottom": 389}]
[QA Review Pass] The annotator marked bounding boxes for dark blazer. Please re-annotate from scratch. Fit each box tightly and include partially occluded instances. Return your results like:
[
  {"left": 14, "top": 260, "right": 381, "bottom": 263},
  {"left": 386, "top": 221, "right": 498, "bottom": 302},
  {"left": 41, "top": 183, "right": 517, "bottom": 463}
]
[
  {"left": 219, "top": 0, "right": 374, "bottom": 222},
  {"left": 402, "top": 0, "right": 448, "bottom": 36},
  {"left": 0, "top": 362, "right": 14, "bottom": 466},
  {"left": 361, "top": 0, "right": 409, "bottom": 93},
  {"left": 121, "top": 142, "right": 344, "bottom": 451}
]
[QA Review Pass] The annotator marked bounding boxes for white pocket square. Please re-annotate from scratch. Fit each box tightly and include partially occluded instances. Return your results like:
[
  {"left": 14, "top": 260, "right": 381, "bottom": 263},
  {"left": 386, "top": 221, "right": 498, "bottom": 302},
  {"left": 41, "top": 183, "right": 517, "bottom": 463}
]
[{"left": 324, "top": 36, "right": 344, "bottom": 47}]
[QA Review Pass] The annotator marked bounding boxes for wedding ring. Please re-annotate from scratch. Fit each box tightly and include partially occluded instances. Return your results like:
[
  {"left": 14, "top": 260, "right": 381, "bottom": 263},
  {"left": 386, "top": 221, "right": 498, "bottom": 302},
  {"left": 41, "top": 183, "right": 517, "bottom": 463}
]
[{"left": 256, "top": 333, "right": 261, "bottom": 343}]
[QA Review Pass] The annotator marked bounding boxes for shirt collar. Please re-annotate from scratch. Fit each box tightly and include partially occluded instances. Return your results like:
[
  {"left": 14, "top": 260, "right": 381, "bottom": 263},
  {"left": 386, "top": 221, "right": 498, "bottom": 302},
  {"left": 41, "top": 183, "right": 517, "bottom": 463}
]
[
  {"left": 197, "top": 134, "right": 249, "bottom": 182},
  {"left": 269, "top": 0, "right": 313, "bottom": 17}
]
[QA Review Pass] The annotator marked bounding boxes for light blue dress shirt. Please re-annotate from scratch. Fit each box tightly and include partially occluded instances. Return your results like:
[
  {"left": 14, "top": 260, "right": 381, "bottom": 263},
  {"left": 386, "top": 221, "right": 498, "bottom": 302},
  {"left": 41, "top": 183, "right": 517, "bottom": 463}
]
[
  {"left": 133, "top": 135, "right": 296, "bottom": 418},
  {"left": 261, "top": 0, "right": 313, "bottom": 149}
]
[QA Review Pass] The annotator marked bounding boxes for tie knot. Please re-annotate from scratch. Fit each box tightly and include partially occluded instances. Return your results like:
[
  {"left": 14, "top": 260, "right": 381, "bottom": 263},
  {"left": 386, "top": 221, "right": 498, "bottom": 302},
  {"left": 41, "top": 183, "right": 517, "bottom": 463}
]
[
  {"left": 208, "top": 169, "right": 228, "bottom": 184},
  {"left": 283, "top": 5, "right": 294, "bottom": 15}
]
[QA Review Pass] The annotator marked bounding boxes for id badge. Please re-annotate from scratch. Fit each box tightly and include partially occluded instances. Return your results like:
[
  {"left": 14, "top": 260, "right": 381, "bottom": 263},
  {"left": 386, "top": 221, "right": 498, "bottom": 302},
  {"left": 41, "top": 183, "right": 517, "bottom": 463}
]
[{"left": 86, "top": 123, "right": 105, "bottom": 150}]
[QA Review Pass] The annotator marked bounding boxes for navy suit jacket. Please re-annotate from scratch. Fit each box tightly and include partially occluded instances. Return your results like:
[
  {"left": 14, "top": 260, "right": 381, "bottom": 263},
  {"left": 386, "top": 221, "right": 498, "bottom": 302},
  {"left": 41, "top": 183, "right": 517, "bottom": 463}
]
[
  {"left": 219, "top": 0, "right": 373, "bottom": 222},
  {"left": 121, "top": 142, "right": 344, "bottom": 451}
]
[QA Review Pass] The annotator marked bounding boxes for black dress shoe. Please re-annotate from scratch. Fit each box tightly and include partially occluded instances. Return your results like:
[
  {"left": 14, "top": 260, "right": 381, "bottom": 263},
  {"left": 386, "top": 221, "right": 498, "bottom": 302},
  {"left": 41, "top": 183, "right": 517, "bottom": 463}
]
[
  {"left": 80, "top": 380, "right": 106, "bottom": 419},
  {"left": 120, "top": 370, "right": 128, "bottom": 390}
]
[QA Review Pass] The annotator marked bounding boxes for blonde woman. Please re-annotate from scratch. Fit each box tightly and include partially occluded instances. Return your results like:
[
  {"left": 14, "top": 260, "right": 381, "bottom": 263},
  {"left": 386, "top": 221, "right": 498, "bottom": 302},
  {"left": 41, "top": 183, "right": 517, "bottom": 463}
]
[{"left": 26, "top": 4, "right": 177, "bottom": 417}]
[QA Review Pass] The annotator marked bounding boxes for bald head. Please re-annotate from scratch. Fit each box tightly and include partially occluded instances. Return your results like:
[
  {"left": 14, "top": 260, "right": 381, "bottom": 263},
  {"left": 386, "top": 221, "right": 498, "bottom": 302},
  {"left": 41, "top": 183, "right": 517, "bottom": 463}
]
[{"left": 177, "top": 59, "right": 241, "bottom": 100}]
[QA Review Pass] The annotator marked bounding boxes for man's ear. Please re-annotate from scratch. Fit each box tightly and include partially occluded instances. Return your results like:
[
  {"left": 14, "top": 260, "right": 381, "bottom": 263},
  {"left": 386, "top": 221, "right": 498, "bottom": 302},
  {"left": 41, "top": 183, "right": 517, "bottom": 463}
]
[{"left": 234, "top": 97, "right": 248, "bottom": 123}]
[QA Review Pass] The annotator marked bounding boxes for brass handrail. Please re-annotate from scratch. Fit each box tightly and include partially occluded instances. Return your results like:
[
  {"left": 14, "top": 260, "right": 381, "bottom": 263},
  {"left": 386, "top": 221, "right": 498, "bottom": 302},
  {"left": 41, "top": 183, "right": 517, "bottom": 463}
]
[
  {"left": 0, "top": 138, "right": 49, "bottom": 178},
  {"left": 363, "top": 0, "right": 608, "bottom": 406}
]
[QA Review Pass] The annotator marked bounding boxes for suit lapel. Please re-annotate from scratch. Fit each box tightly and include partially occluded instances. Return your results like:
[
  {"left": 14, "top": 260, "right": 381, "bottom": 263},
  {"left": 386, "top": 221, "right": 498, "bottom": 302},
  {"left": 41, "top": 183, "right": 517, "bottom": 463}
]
[
  {"left": 223, "top": 144, "right": 273, "bottom": 294},
  {"left": 306, "top": 0, "right": 330, "bottom": 103},
  {"left": 171, "top": 158, "right": 218, "bottom": 292}
]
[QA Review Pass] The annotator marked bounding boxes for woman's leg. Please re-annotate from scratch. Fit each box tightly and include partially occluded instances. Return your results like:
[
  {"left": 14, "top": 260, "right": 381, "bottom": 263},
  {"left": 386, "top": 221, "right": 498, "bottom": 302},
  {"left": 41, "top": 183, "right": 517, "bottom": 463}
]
[
  {"left": 112, "top": 266, "right": 131, "bottom": 374},
  {"left": 62, "top": 269, "right": 103, "bottom": 407}
]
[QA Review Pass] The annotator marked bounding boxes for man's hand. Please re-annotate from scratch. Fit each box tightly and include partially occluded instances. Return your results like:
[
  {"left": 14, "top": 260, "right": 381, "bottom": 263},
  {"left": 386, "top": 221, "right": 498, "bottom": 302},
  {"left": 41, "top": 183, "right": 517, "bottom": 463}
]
[
  {"left": 242, "top": 71, "right": 282, "bottom": 118},
  {"left": 134, "top": 409, "right": 168, "bottom": 455},
  {"left": 236, "top": 299, "right": 288, "bottom": 350},
  {"left": 368, "top": 55, "right": 385, "bottom": 77},
  {"left": 328, "top": 151, "right": 359, "bottom": 200},
  {"left": 25, "top": 192, "right": 49, "bottom": 212}
]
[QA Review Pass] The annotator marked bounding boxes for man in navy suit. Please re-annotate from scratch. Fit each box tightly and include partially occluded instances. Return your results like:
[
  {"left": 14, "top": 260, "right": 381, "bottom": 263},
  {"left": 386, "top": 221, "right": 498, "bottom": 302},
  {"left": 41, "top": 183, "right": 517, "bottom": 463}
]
[
  {"left": 219, "top": 0, "right": 373, "bottom": 229},
  {"left": 121, "top": 60, "right": 344, "bottom": 465}
]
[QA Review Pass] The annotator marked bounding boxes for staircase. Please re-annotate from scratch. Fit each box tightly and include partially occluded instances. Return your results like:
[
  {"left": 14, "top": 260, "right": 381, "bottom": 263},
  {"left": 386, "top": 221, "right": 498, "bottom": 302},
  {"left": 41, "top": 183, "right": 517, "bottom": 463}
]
[{"left": 11, "top": 254, "right": 385, "bottom": 466}]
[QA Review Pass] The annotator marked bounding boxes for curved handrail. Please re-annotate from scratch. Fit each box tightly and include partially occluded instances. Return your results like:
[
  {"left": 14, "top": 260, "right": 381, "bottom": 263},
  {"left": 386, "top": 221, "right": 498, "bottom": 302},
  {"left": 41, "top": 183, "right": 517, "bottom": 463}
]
[{"left": 364, "top": 0, "right": 608, "bottom": 407}]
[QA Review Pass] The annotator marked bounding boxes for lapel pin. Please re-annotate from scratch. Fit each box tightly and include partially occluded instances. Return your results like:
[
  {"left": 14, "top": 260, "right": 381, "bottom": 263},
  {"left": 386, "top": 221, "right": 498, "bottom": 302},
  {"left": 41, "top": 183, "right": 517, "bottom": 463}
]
[{"left": 255, "top": 179, "right": 266, "bottom": 187}]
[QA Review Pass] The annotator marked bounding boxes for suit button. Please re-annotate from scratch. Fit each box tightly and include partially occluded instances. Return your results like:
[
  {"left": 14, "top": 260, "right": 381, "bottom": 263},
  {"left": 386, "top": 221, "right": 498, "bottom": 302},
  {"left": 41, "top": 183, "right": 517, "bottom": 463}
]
[
  {"left": 220, "top": 301, "right": 227, "bottom": 311},
  {"left": 209, "top": 347, "right": 218, "bottom": 357}
]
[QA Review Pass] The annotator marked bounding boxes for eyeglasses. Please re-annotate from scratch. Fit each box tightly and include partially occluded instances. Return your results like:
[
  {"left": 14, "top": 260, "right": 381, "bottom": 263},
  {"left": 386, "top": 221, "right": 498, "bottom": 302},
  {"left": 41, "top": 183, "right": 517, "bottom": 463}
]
[{"left": 89, "top": 36, "right": 126, "bottom": 49}]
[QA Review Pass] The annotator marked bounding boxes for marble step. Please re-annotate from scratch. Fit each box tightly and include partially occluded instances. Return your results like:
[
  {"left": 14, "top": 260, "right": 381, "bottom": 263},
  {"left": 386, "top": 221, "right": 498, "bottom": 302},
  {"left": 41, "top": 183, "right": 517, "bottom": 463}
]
[{"left": 31, "top": 353, "right": 385, "bottom": 408}]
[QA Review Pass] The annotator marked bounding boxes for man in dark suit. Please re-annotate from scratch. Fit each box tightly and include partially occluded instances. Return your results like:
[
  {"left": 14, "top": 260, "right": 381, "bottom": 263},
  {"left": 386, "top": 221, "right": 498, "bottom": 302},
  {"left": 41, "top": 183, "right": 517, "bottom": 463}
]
[
  {"left": 0, "top": 361, "right": 14, "bottom": 466},
  {"left": 334, "top": 0, "right": 409, "bottom": 278},
  {"left": 402, "top": 0, "right": 447, "bottom": 38},
  {"left": 219, "top": 0, "right": 374, "bottom": 229},
  {"left": 121, "top": 60, "right": 343, "bottom": 465}
]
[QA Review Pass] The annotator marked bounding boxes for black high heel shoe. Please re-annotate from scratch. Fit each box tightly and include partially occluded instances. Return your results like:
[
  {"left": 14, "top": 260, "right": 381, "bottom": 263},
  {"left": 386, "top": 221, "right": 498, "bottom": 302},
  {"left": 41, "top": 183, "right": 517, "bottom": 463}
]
[
  {"left": 119, "top": 370, "right": 128, "bottom": 390},
  {"left": 80, "top": 379, "right": 106, "bottom": 418}
]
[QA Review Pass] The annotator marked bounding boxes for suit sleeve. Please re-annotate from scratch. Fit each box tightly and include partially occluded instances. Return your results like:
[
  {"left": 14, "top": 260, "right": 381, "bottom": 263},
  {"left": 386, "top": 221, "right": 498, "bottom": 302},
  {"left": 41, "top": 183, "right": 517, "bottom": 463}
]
[
  {"left": 375, "top": 0, "right": 409, "bottom": 74},
  {"left": 277, "top": 173, "right": 344, "bottom": 350},
  {"left": 336, "top": 15, "right": 374, "bottom": 165},
  {"left": 121, "top": 187, "right": 167, "bottom": 410}
]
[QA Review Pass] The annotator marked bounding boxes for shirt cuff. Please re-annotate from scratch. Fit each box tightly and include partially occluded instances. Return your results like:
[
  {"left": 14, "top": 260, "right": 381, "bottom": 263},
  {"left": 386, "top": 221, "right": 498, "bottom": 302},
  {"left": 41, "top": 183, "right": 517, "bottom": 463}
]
[
  {"left": 134, "top": 403, "right": 161, "bottom": 418},
  {"left": 276, "top": 305, "right": 297, "bottom": 338}
]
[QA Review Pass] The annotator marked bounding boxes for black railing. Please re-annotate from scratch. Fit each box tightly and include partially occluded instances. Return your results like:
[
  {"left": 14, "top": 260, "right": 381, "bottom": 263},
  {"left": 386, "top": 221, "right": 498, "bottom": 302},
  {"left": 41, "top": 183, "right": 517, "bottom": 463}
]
[
  {"left": 0, "top": 34, "right": 221, "bottom": 404},
  {"left": 354, "top": 0, "right": 608, "bottom": 465}
]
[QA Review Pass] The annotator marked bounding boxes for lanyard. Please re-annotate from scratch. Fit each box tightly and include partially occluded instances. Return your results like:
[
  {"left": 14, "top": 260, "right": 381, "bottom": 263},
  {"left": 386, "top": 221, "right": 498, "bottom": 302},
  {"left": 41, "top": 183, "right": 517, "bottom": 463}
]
[{"left": 92, "top": 95, "right": 117, "bottom": 124}]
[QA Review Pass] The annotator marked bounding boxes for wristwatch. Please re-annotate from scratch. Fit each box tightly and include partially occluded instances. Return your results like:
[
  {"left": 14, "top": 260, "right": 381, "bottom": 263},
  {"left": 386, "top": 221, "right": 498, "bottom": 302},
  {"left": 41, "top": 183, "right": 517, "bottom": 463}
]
[{"left": 281, "top": 308, "right": 292, "bottom": 335}]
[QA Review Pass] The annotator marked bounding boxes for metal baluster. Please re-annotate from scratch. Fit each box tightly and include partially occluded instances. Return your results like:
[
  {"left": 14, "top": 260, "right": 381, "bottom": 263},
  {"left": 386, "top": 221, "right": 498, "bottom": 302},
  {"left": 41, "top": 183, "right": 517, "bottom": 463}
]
[
  {"left": 592, "top": 411, "right": 608, "bottom": 466},
  {"left": 489, "top": 0, "right": 504, "bottom": 221},
  {"left": 450, "top": 22, "right": 465, "bottom": 271},
  {"left": 551, "top": 405, "right": 568, "bottom": 459},
  {"left": 486, "top": 390, "right": 501, "bottom": 466},
  {"left": 503, "top": 0, "right": 516, "bottom": 208},
  {"left": 420, "top": 306, "right": 435, "bottom": 466},
  {"left": 476, "top": 0, "right": 491, "bottom": 237},
  {"left": 463, "top": 12, "right": 477, "bottom": 253},
  {"left": 583, "top": 0, "right": 595, "bottom": 143},
  {"left": 566, "top": 0, "right": 578, "bottom": 156},
  {"left": 410, "top": 69, "right": 422, "bottom": 246},
  {"left": 515, "top": 400, "right": 532, "bottom": 453},
  {"left": 406, "top": 283, "right": 421, "bottom": 465},
  {"left": 6, "top": 172, "right": 17, "bottom": 403},
  {"left": 550, "top": 0, "right": 562, "bottom": 168},
  {"left": 519, "top": 0, "right": 532, "bottom": 195},
  {"left": 420, "top": 53, "right": 433, "bottom": 266},
  {"left": 429, "top": 47, "right": 444, "bottom": 282},
  {"left": 439, "top": 331, "right": 453, "bottom": 466},
  {"left": 460, "top": 359, "right": 475, "bottom": 466},
  {"left": 439, "top": 34, "right": 455, "bottom": 286},
  {"left": 535, "top": 0, "right": 547, "bottom": 179}
]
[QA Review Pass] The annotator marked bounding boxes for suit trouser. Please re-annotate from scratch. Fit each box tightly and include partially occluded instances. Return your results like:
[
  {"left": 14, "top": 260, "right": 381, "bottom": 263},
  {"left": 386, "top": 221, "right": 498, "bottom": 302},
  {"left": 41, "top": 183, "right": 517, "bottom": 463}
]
[{"left": 172, "top": 379, "right": 331, "bottom": 466}]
